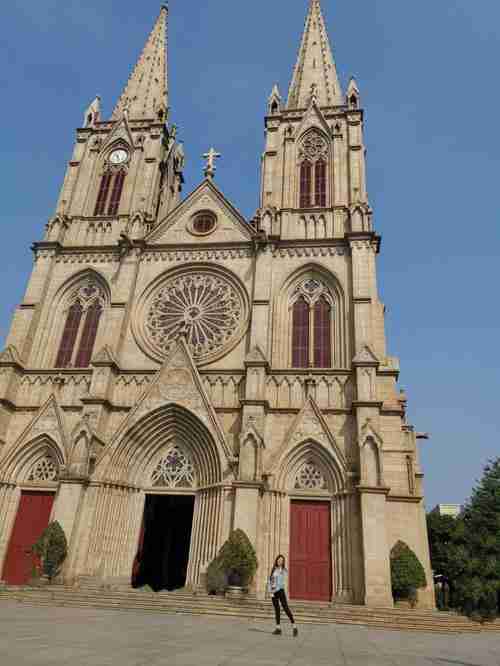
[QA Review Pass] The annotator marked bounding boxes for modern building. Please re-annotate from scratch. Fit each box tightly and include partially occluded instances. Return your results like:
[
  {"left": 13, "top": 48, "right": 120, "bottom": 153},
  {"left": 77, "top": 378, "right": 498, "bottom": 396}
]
[{"left": 0, "top": 2, "right": 434, "bottom": 607}]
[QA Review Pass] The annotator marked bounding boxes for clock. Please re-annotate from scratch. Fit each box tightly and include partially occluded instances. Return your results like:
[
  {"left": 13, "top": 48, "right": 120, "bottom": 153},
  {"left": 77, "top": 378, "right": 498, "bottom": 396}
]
[{"left": 109, "top": 149, "right": 129, "bottom": 165}]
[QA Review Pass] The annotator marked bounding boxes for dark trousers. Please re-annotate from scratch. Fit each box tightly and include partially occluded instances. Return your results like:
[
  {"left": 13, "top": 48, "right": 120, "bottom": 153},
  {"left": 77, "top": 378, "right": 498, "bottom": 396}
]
[{"left": 272, "top": 589, "right": 295, "bottom": 625}]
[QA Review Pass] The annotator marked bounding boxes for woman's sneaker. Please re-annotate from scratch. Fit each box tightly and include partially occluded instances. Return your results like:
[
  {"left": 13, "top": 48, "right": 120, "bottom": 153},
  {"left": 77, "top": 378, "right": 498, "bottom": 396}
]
[
  {"left": 293, "top": 627, "right": 298, "bottom": 637},
  {"left": 272, "top": 628, "right": 282, "bottom": 636}
]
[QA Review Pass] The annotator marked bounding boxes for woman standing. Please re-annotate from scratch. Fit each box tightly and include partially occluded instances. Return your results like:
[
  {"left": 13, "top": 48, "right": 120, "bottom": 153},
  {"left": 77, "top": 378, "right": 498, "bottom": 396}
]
[{"left": 268, "top": 555, "right": 298, "bottom": 637}]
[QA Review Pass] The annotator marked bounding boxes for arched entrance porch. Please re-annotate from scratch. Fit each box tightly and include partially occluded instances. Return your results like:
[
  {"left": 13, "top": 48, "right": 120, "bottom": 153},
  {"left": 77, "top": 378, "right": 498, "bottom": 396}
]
[{"left": 74, "top": 404, "right": 231, "bottom": 590}]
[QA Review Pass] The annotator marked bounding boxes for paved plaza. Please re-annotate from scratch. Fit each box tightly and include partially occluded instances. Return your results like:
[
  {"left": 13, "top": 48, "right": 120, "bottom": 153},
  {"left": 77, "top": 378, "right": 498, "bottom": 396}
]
[{"left": 0, "top": 602, "right": 499, "bottom": 666}]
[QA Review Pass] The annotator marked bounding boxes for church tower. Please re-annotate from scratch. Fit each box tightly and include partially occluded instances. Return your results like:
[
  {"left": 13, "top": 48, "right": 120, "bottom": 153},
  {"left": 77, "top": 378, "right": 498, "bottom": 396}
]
[
  {"left": 0, "top": 2, "right": 433, "bottom": 611},
  {"left": 51, "top": 5, "right": 184, "bottom": 249}
]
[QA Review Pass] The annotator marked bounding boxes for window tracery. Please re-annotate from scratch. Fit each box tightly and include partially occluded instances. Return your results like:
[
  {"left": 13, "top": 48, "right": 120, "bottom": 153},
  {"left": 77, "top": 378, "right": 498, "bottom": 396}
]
[
  {"left": 94, "top": 157, "right": 127, "bottom": 217},
  {"left": 55, "top": 279, "right": 105, "bottom": 368},
  {"left": 142, "top": 269, "right": 247, "bottom": 363},
  {"left": 28, "top": 455, "right": 58, "bottom": 483},
  {"left": 151, "top": 445, "right": 196, "bottom": 488},
  {"left": 294, "top": 461, "right": 327, "bottom": 490}
]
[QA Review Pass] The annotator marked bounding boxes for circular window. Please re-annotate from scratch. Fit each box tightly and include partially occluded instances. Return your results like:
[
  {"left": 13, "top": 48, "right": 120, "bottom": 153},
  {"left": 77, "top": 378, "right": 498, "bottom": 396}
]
[
  {"left": 190, "top": 212, "right": 217, "bottom": 236},
  {"left": 134, "top": 266, "right": 250, "bottom": 365}
]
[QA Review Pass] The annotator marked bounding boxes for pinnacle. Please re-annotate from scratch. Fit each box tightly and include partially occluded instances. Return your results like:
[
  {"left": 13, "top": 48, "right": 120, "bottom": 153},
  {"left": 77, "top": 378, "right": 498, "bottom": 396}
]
[
  {"left": 112, "top": 7, "right": 168, "bottom": 121},
  {"left": 287, "top": 0, "right": 343, "bottom": 109}
]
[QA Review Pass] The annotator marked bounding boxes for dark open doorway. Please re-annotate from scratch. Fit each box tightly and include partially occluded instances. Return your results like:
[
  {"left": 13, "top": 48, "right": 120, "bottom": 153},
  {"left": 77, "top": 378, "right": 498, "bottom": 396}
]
[{"left": 132, "top": 494, "right": 195, "bottom": 592}]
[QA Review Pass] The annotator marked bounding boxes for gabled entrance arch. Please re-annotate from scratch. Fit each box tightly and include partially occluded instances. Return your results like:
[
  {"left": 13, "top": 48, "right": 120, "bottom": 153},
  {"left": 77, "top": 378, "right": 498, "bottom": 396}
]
[{"left": 79, "top": 403, "right": 230, "bottom": 588}]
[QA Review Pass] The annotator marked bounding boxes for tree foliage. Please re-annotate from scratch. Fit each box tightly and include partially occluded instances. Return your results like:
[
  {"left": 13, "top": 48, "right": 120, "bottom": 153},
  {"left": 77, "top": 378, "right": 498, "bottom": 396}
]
[
  {"left": 427, "top": 458, "right": 500, "bottom": 620},
  {"left": 218, "top": 529, "right": 258, "bottom": 587},
  {"left": 32, "top": 521, "right": 68, "bottom": 582},
  {"left": 390, "top": 541, "right": 427, "bottom": 600}
]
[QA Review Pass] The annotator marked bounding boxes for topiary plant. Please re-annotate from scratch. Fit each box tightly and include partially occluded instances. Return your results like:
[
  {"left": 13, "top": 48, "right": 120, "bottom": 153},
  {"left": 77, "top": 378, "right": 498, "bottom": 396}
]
[
  {"left": 218, "top": 529, "right": 258, "bottom": 587},
  {"left": 32, "top": 521, "right": 68, "bottom": 583},
  {"left": 206, "top": 556, "right": 228, "bottom": 595},
  {"left": 390, "top": 541, "right": 427, "bottom": 602}
]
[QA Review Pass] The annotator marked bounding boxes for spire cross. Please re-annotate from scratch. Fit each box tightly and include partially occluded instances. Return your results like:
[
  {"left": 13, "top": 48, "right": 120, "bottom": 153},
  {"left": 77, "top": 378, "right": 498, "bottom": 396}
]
[{"left": 203, "top": 147, "right": 221, "bottom": 180}]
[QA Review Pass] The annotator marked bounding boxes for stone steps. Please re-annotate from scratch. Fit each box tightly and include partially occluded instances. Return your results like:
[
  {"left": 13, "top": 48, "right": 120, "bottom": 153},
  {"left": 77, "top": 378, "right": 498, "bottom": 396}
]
[{"left": 1, "top": 588, "right": 499, "bottom": 634}]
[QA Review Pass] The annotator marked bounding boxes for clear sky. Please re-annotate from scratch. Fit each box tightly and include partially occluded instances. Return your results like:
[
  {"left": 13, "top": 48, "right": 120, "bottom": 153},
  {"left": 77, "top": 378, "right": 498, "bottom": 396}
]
[{"left": 1, "top": 1, "right": 499, "bottom": 510}]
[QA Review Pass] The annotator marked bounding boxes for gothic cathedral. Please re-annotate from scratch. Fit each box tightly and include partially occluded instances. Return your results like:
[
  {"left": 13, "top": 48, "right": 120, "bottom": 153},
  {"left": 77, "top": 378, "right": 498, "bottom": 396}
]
[{"left": 0, "top": 3, "right": 434, "bottom": 607}]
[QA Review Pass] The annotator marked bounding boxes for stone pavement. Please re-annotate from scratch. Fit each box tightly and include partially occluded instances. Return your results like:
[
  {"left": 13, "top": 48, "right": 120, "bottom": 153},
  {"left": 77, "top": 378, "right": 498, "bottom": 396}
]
[{"left": 0, "top": 602, "right": 499, "bottom": 666}]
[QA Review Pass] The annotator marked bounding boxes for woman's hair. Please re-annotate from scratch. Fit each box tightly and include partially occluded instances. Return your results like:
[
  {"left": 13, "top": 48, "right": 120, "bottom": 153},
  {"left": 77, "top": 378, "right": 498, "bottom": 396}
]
[{"left": 270, "top": 554, "right": 287, "bottom": 578}]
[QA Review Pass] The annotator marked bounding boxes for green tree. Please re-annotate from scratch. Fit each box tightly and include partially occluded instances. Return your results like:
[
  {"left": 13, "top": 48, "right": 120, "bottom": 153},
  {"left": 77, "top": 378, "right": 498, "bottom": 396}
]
[
  {"left": 427, "top": 511, "right": 468, "bottom": 604},
  {"left": 454, "top": 458, "right": 500, "bottom": 620}
]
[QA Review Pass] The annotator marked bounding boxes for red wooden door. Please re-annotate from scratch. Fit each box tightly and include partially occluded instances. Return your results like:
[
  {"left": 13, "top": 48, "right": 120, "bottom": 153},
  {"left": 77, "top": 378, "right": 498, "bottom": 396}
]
[
  {"left": 289, "top": 500, "right": 331, "bottom": 602},
  {"left": 2, "top": 492, "right": 55, "bottom": 585}
]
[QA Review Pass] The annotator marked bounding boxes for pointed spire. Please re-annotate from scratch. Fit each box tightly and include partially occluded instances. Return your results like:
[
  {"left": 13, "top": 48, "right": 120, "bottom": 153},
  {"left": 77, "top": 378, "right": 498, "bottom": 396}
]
[
  {"left": 268, "top": 83, "right": 282, "bottom": 114},
  {"left": 112, "top": 6, "right": 168, "bottom": 121},
  {"left": 84, "top": 96, "right": 101, "bottom": 128},
  {"left": 287, "top": 0, "right": 343, "bottom": 110}
]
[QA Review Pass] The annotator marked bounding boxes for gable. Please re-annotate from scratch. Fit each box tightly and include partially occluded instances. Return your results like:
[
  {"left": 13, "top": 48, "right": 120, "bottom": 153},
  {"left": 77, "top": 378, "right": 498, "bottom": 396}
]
[{"left": 147, "top": 179, "right": 255, "bottom": 245}]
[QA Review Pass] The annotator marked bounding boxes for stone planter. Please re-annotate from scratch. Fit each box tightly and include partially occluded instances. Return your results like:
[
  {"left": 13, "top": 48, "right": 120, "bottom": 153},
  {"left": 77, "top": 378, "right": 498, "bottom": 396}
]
[{"left": 225, "top": 586, "right": 248, "bottom": 601}]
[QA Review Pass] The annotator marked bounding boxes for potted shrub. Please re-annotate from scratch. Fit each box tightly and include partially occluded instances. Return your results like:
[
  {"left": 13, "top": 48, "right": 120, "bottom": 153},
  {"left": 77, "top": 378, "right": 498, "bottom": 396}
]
[
  {"left": 390, "top": 541, "right": 427, "bottom": 608},
  {"left": 31, "top": 521, "right": 68, "bottom": 585},
  {"left": 218, "top": 529, "right": 258, "bottom": 597}
]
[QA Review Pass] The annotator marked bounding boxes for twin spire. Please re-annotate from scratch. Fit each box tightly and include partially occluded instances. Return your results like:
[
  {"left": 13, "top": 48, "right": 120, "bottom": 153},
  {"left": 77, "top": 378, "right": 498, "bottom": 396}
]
[
  {"left": 109, "top": 1, "right": 342, "bottom": 122},
  {"left": 112, "top": 5, "right": 168, "bottom": 121},
  {"left": 287, "top": 0, "right": 343, "bottom": 109}
]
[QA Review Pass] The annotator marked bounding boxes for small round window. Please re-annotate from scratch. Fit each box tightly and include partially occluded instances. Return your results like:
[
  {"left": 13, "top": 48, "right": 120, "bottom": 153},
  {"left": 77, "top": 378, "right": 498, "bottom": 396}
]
[{"left": 191, "top": 212, "right": 217, "bottom": 236}]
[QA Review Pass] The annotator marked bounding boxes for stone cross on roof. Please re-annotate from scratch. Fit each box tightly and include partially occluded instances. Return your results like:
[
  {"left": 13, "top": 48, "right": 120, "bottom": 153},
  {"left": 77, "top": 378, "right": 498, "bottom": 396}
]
[{"left": 203, "top": 148, "right": 221, "bottom": 180}]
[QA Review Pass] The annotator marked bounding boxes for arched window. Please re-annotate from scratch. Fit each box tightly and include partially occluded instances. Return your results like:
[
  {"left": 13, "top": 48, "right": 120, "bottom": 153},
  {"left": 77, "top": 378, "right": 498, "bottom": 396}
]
[
  {"left": 292, "top": 296, "right": 310, "bottom": 368},
  {"left": 94, "top": 169, "right": 126, "bottom": 216},
  {"left": 299, "top": 161, "right": 312, "bottom": 208},
  {"left": 299, "top": 133, "right": 329, "bottom": 209},
  {"left": 55, "top": 280, "right": 105, "bottom": 368},
  {"left": 291, "top": 279, "right": 334, "bottom": 369}
]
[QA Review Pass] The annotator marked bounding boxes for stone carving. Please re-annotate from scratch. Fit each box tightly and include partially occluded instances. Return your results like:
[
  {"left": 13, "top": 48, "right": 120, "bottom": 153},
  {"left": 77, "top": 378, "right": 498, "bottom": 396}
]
[
  {"left": 151, "top": 445, "right": 195, "bottom": 488},
  {"left": 145, "top": 271, "right": 246, "bottom": 363},
  {"left": 299, "top": 133, "right": 328, "bottom": 162},
  {"left": 292, "top": 278, "right": 333, "bottom": 306},
  {"left": 295, "top": 461, "right": 326, "bottom": 490},
  {"left": 28, "top": 455, "right": 58, "bottom": 482}
]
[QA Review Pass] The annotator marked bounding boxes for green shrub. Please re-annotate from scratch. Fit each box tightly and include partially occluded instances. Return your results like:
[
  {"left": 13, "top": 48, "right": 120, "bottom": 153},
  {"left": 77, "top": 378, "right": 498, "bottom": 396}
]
[
  {"left": 206, "top": 556, "right": 227, "bottom": 595},
  {"left": 32, "top": 521, "right": 68, "bottom": 582},
  {"left": 218, "top": 529, "right": 258, "bottom": 587},
  {"left": 390, "top": 541, "right": 427, "bottom": 601}
]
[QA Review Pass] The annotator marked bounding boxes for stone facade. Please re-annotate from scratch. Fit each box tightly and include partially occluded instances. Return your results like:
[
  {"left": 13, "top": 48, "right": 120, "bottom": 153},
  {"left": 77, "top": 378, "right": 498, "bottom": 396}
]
[{"left": 0, "top": 2, "right": 434, "bottom": 607}]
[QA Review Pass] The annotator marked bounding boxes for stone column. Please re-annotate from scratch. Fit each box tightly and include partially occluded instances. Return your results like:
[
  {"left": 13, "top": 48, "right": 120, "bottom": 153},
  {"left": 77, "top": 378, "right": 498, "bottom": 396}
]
[{"left": 52, "top": 477, "right": 87, "bottom": 580}]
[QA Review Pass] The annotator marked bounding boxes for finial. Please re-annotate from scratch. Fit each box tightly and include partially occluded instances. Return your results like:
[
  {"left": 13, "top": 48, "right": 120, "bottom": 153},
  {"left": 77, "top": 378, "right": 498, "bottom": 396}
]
[{"left": 203, "top": 147, "right": 221, "bottom": 180}]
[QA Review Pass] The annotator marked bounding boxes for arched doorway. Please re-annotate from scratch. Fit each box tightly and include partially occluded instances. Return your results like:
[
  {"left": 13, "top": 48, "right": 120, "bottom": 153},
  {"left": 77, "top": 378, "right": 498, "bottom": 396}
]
[
  {"left": 132, "top": 444, "right": 197, "bottom": 592},
  {"left": 83, "top": 404, "right": 227, "bottom": 590},
  {"left": 0, "top": 439, "right": 62, "bottom": 585}
]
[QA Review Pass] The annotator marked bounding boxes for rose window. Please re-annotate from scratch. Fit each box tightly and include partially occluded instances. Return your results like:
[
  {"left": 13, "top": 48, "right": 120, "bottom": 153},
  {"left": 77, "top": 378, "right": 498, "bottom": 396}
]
[
  {"left": 143, "top": 269, "right": 248, "bottom": 363},
  {"left": 295, "top": 462, "right": 327, "bottom": 490},
  {"left": 28, "top": 455, "right": 58, "bottom": 483},
  {"left": 151, "top": 446, "right": 196, "bottom": 488}
]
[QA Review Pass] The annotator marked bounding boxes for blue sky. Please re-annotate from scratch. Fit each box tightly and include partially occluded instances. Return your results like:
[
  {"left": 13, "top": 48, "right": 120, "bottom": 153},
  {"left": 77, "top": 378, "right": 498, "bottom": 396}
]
[{"left": 1, "top": 1, "right": 499, "bottom": 509}]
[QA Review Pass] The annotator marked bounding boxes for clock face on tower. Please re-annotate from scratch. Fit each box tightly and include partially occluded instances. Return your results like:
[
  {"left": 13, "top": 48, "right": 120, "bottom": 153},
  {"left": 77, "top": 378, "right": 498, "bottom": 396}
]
[{"left": 109, "top": 149, "right": 129, "bottom": 165}]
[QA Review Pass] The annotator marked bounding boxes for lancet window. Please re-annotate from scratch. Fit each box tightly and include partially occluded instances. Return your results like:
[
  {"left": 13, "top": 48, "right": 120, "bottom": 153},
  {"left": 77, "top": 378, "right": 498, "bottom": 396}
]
[
  {"left": 151, "top": 445, "right": 196, "bottom": 489},
  {"left": 94, "top": 156, "right": 127, "bottom": 217},
  {"left": 291, "top": 279, "right": 333, "bottom": 369},
  {"left": 55, "top": 280, "right": 105, "bottom": 368},
  {"left": 299, "top": 133, "right": 328, "bottom": 209}
]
